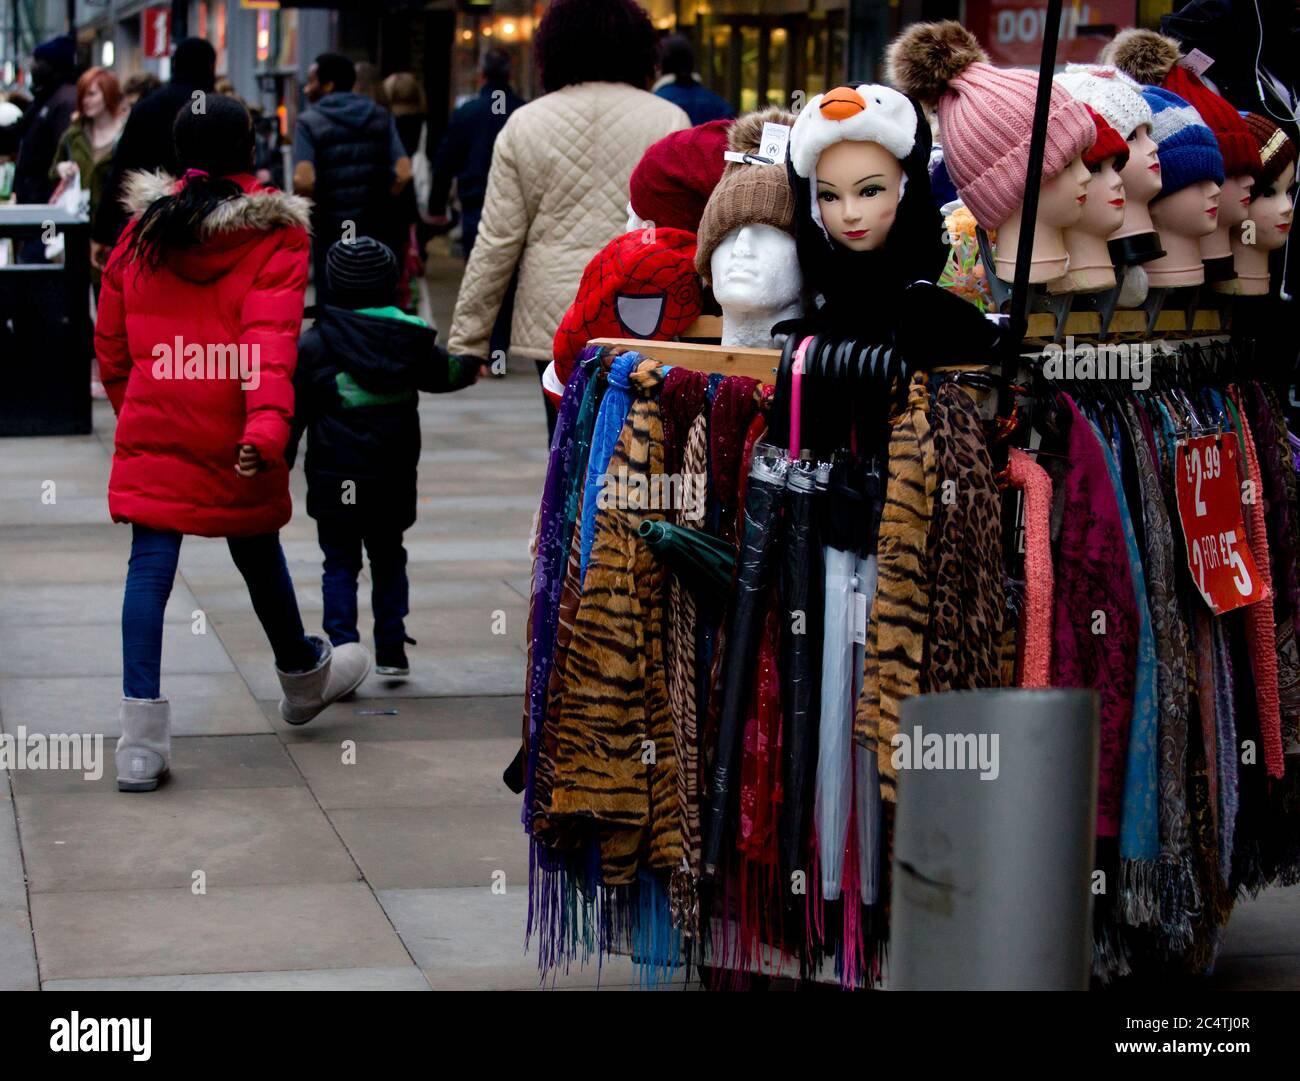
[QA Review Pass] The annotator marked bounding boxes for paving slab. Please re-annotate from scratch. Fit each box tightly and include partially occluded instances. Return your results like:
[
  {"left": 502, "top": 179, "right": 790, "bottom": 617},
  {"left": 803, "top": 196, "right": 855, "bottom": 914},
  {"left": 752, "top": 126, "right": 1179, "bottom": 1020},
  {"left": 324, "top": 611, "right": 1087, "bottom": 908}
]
[
  {"left": 7, "top": 734, "right": 300, "bottom": 796},
  {"left": 0, "top": 622, "right": 234, "bottom": 678},
  {"left": 42, "top": 966, "right": 431, "bottom": 991},
  {"left": 1218, "top": 884, "right": 1300, "bottom": 957},
  {"left": 288, "top": 737, "right": 519, "bottom": 810},
  {"left": 0, "top": 580, "right": 199, "bottom": 626},
  {"left": 17, "top": 785, "right": 356, "bottom": 893},
  {"left": 377, "top": 886, "right": 671, "bottom": 990},
  {"left": 0, "top": 673, "right": 272, "bottom": 739},
  {"left": 0, "top": 908, "right": 39, "bottom": 990},
  {"left": 270, "top": 693, "right": 522, "bottom": 744},
  {"left": 30, "top": 882, "right": 412, "bottom": 981},
  {"left": 327, "top": 803, "right": 528, "bottom": 890}
]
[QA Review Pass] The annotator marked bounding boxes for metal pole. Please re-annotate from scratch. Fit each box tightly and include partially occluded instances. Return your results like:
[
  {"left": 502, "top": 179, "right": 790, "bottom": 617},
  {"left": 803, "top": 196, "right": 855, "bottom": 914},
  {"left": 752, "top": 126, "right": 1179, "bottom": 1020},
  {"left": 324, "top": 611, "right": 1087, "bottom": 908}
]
[{"left": 889, "top": 688, "right": 1098, "bottom": 990}]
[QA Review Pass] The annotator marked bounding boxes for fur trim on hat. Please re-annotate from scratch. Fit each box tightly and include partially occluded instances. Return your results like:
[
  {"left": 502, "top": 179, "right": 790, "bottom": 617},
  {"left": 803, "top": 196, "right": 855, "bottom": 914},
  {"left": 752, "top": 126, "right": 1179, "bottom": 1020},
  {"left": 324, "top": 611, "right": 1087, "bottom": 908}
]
[
  {"left": 1104, "top": 28, "right": 1181, "bottom": 87},
  {"left": 120, "top": 169, "right": 313, "bottom": 234},
  {"left": 789, "top": 84, "right": 918, "bottom": 178},
  {"left": 886, "top": 20, "right": 988, "bottom": 106},
  {"left": 726, "top": 106, "right": 796, "bottom": 158}
]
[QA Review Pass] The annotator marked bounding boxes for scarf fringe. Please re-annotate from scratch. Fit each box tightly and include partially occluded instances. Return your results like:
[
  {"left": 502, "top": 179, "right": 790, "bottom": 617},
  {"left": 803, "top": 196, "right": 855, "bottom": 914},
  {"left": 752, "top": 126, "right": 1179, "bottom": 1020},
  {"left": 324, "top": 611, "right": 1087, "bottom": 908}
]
[
  {"left": 1154, "top": 853, "right": 1201, "bottom": 954},
  {"left": 1117, "top": 858, "right": 1159, "bottom": 927},
  {"left": 631, "top": 872, "right": 685, "bottom": 988},
  {"left": 1091, "top": 915, "right": 1132, "bottom": 984}
]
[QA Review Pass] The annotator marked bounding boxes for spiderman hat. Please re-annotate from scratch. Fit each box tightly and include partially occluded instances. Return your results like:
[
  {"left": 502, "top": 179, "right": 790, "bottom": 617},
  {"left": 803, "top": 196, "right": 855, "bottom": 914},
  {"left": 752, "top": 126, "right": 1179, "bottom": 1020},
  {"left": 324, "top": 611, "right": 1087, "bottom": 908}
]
[{"left": 550, "top": 227, "right": 702, "bottom": 389}]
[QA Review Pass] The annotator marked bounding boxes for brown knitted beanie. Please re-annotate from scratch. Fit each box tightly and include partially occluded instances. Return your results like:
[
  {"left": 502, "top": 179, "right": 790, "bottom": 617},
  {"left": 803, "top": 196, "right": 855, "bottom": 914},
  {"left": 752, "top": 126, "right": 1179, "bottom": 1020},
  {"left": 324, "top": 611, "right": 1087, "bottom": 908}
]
[
  {"left": 1242, "top": 112, "right": 1298, "bottom": 188},
  {"left": 695, "top": 107, "right": 797, "bottom": 284}
]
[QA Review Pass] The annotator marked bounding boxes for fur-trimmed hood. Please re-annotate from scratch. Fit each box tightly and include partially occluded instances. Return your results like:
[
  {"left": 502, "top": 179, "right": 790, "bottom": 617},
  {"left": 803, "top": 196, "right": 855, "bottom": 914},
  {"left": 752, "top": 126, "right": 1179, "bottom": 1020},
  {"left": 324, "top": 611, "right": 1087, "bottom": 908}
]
[{"left": 120, "top": 169, "right": 313, "bottom": 235}]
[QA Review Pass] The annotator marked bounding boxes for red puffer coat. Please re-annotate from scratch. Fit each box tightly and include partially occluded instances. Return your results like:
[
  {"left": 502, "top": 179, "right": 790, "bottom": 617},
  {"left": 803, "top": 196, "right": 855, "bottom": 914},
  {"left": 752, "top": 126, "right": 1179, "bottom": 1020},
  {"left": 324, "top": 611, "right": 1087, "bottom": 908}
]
[{"left": 95, "top": 170, "right": 312, "bottom": 537}]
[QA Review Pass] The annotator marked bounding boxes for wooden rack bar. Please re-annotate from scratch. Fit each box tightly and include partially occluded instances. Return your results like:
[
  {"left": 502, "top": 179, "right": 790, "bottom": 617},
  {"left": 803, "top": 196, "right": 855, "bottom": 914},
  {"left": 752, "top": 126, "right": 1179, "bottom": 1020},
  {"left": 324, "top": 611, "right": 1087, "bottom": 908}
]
[{"left": 588, "top": 337, "right": 780, "bottom": 384}]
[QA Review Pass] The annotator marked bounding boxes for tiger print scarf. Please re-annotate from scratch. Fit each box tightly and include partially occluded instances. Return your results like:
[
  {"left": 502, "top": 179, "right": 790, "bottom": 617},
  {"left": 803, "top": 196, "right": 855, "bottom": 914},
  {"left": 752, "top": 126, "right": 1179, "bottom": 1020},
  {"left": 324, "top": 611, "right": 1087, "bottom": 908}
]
[
  {"left": 855, "top": 373, "right": 937, "bottom": 802},
  {"left": 548, "top": 363, "right": 682, "bottom": 885}
]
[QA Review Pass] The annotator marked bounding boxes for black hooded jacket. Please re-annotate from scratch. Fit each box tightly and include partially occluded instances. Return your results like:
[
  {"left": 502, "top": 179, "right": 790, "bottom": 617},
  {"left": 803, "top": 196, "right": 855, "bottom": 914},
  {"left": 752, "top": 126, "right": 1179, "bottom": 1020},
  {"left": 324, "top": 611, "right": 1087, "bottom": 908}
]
[
  {"left": 786, "top": 95, "right": 948, "bottom": 343},
  {"left": 288, "top": 305, "right": 451, "bottom": 529}
]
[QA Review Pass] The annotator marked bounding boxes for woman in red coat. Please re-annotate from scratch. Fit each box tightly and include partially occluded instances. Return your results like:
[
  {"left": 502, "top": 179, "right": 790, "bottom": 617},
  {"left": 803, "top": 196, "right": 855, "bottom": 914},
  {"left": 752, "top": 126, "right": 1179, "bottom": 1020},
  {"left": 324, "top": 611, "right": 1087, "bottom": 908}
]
[{"left": 96, "top": 95, "right": 370, "bottom": 792}]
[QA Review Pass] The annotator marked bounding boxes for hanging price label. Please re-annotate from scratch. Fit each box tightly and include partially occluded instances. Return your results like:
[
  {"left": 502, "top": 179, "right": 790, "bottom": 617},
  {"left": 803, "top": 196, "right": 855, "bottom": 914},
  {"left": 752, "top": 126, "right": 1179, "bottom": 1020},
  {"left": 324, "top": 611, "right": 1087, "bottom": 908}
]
[{"left": 1174, "top": 434, "right": 1267, "bottom": 615}]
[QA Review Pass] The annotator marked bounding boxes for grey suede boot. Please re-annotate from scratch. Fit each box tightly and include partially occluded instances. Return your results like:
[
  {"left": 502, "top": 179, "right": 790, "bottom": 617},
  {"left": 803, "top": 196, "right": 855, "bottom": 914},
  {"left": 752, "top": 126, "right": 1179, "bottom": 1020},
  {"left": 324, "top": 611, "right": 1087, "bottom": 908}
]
[
  {"left": 277, "top": 636, "right": 371, "bottom": 725},
  {"left": 116, "top": 698, "right": 171, "bottom": 792}
]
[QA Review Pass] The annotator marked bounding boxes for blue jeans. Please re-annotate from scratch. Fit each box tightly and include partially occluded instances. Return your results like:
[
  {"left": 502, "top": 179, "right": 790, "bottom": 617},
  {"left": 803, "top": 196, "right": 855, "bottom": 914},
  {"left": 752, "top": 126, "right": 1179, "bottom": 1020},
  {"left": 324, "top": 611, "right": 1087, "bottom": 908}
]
[
  {"left": 121, "top": 525, "right": 319, "bottom": 700},
  {"left": 316, "top": 520, "right": 409, "bottom": 652}
]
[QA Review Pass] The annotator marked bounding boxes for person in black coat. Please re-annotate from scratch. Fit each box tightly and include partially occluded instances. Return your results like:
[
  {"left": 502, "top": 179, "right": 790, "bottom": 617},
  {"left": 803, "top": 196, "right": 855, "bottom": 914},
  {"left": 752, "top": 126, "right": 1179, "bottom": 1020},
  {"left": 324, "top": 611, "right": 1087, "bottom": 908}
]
[
  {"left": 287, "top": 238, "right": 477, "bottom": 677},
  {"left": 92, "top": 38, "right": 217, "bottom": 264},
  {"left": 14, "top": 35, "right": 78, "bottom": 208}
]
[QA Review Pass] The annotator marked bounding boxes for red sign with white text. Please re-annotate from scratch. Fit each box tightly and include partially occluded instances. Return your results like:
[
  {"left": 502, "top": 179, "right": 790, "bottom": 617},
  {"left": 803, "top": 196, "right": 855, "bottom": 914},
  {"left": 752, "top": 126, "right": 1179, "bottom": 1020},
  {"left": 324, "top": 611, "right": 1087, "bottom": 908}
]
[
  {"left": 1175, "top": 434, "right": 1268, "bottom": 615},
  {"left": 143, "top": 7, "right": 171, "bottom": 60},
  {"left": 962, "top": 1, "right": 1137, "bottom": 67}
]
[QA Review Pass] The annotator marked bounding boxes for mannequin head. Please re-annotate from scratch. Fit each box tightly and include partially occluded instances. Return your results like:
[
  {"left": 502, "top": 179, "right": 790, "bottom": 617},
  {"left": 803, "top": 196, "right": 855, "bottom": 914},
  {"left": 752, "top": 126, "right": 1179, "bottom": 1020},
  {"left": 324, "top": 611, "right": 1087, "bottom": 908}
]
[
  {"left": 1221, "top": 116, "right": 1297, "bottom": 295},
  {"left": 1048, "top": 112, "right": 1129, "bottom": 293},
  {"left": 996, "top": 155, "right": 1092, "bottom": 283},
  {"left": 1147, "top": 178, "right": 1222, "bottom": 285},
  {"left": 786, "top": 82, "right": 945, "bottom": 336},
  {"left": 696, "top": 108, "right": 801, "bottom": 347},
  {"left": 813, "top": 139, "right": 904, "bottom": 251},
  {"left": 1054, "top": 65, "right": 1161, "bottom": 262},
  {"left": 1248, "top": 160, "right": 1296, "bottom": 251}
]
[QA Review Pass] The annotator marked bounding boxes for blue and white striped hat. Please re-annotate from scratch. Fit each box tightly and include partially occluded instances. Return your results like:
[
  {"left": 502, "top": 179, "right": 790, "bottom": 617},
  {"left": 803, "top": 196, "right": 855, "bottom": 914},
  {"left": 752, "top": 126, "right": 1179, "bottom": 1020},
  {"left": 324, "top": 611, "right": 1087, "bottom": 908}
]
[{"left": 1141, "top": 86, "right": 1224, "bottom": 200}]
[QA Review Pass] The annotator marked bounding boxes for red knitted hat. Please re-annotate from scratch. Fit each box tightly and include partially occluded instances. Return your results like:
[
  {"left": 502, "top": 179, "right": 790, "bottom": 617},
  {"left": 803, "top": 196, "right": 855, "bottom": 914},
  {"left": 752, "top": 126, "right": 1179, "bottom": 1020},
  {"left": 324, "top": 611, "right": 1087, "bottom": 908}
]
[
  {"left": 551, "top": 228, "right": 702, "bottom": 385},
  {"left": 1163, "top": 66, "right": 1260, "bottom": 178},
  {"left": 1242, "top": 112, "right": 1298, "bottom": 189},
  {"left": 1106, "top": 29, "right": 1261, "bottom": 178},
  {"left": 1083, "top": 105, "right": 1130, "bottom": 171},
  {"left": 628, "top": 119, "right": 731, "bottom": 233}
]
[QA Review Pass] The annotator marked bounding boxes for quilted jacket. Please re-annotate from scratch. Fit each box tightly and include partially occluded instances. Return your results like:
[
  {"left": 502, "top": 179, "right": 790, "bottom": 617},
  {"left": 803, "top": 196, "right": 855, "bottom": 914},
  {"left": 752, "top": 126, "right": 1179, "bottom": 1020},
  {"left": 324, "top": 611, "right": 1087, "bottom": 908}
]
[
  {"left": 96, "top": 170, "right": 311, "bottom": 537},
  {"left": 448, "top": 82, "right": 688, "bottom": 364}
]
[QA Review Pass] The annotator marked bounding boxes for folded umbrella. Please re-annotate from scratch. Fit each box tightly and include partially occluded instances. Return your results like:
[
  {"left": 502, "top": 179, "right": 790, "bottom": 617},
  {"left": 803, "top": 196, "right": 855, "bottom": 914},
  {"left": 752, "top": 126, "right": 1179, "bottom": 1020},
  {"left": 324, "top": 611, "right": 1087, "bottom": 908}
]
[
  {"left": 701, "top": 453, "right": 789, "bottom": 882},
  {"left": 638, "top": 519, "right": 736, "bottom": 607}
]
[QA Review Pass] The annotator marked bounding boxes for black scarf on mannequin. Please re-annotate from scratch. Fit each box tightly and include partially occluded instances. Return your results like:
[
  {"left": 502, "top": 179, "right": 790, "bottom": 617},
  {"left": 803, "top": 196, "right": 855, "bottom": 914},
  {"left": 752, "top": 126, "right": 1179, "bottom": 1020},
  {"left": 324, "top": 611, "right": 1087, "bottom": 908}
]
[{"left": 786, "top": 98, "right": 948, "bottom": 343}]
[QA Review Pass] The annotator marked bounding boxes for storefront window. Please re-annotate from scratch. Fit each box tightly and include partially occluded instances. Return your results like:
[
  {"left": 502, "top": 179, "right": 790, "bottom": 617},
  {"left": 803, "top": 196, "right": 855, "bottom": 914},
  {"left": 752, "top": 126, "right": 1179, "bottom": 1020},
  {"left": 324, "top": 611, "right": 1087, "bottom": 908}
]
[{"left": 452, "top": 1, "right": 540, "bottom": 105}]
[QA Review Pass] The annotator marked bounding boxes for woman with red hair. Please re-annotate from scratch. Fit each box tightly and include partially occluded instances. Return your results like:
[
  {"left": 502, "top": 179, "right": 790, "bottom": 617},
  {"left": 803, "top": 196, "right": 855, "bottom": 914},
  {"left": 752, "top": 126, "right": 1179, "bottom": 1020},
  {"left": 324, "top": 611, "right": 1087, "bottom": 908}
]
[{"left": 51, "top": 66, "right": 128, "bottom": 259}]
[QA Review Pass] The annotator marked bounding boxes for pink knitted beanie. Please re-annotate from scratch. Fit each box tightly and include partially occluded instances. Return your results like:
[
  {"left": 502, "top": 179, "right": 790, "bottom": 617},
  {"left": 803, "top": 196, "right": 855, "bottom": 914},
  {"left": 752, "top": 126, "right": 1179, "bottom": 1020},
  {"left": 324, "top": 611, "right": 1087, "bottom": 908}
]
[{"left": 887, "top": 21, "right": 1096, "bottom": 229}]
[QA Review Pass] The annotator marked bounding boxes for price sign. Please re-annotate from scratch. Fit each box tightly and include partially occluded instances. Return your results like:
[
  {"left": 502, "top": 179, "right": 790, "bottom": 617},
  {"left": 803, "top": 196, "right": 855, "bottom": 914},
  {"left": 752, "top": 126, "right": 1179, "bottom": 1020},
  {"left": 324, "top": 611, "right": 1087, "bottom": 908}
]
[
  {"left": 1174, "top": 434, "right": 1268, "bottom": 615},
  {"left": 142, "top": 7, "right": 170, "bottom": 59}
]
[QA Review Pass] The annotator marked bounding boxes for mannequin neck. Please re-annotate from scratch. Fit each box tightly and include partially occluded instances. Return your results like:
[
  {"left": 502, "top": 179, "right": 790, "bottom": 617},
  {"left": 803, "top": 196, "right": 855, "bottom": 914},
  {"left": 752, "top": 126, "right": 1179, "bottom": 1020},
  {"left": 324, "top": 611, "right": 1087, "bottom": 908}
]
[
  {"left": 1199, "top": 219, "right": 1233, "bottom": 260},
  {"left": 1111, "top": 197, "right": 1155, "bottom": 242},
  {"left": 1047, "top": 227, "right": 1117, "bottom": 293},
  {"left": 1218, "top": 229, "right": 1271, "bottom": 294},
  {"left": 994, "top": 205, "right": 1069, "bottom": 283},
  {"left": 721, "top": 301, "right": 804, "bottom": 349},
  {"left": 1143, "top": 227, "right": 1206, "bottom": 287}
]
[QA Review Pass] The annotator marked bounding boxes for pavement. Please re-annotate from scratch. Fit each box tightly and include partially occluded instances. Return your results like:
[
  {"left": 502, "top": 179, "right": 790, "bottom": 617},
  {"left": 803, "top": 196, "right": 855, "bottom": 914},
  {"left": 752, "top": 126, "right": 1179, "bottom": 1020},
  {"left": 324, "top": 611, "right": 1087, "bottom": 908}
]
[{"left": 0, "top": 247, "right": 1294, "bottom": 991}]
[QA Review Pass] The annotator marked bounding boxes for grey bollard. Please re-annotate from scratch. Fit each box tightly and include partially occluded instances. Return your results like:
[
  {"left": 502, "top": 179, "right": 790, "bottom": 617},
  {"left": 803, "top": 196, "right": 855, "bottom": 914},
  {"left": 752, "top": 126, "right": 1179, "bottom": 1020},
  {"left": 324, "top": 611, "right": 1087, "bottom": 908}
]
[{"left": 889, "top": 688, "right": 1098, "bottom": 990}]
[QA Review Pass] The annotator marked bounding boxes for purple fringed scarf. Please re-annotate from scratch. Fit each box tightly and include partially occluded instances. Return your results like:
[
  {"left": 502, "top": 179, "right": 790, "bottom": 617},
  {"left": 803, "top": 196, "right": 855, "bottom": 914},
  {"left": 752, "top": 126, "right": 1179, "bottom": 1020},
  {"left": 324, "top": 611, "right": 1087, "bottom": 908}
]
[{"left": 523, "top": 353, "right": 596, "bottom": 829}]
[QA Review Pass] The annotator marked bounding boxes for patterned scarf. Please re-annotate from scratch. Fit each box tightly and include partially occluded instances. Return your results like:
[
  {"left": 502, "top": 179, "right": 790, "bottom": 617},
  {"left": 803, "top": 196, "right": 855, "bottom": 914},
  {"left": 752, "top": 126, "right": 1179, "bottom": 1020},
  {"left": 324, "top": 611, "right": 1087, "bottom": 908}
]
[
  {"left": 925, "top": 381, "right": 1004, "bottom": 694},
  {"left": 855, "top": 373, "right": 936, "bottom": 802},
  {"left": 1049, "top": 394, "right": 1138, "bottom": 839}
]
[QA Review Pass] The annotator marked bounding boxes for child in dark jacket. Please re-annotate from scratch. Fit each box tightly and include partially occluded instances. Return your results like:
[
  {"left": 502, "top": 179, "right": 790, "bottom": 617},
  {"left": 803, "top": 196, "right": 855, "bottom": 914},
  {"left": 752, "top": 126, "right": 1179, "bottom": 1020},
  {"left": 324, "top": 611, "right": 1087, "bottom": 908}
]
[{"left": 288, "top": 237, "right": 476, "bottom": 676}]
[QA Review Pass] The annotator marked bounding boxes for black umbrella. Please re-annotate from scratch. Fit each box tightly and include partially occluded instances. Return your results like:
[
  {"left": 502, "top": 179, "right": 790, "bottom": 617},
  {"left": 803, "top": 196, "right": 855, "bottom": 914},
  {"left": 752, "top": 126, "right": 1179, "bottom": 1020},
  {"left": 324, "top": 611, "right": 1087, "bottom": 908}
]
[
  {"left": 638, "top": 519, "right": 736, "bottom": 607},
  {"left": 700, "top": 453, "right": 789, "bottom": 882},
  {"left": 778, "top": 460, "right": 823, "bottom": 882}
]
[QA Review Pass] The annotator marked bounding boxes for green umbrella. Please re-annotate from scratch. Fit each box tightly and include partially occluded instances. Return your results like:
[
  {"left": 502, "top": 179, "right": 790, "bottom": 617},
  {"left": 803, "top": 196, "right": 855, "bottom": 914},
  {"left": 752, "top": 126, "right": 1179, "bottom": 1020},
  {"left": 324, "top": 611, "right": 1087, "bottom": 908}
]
[{"left": 638, "top": 519, "right": 735, "bottom": 607}]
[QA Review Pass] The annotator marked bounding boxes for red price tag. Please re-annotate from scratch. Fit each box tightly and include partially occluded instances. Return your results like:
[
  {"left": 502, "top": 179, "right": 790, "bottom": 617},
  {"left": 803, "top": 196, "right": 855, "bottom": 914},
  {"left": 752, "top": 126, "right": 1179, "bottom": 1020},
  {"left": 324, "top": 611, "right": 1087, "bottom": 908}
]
[{"left": 1174, "top": 434, "right": 1268, "bottom": 615}]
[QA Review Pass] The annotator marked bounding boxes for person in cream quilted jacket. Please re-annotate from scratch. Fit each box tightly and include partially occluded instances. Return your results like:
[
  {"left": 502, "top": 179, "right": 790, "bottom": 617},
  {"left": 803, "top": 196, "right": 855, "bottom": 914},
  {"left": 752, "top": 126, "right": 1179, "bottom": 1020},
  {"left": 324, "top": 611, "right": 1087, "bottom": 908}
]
[{"left": 447, "top": 0, "right": 689, "bottom": 436}]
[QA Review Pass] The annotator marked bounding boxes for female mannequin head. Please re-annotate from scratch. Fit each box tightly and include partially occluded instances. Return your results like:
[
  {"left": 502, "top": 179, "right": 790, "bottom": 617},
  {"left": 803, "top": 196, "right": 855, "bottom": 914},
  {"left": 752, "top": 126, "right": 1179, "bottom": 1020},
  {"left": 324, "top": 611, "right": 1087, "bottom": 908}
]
[
  {"left": 887, "top": 21, "right": 1096, "bottom": 284},
  {"left": 1220, "top": 114, "right": 1298, "bottom": 295},
  {"left": 786, "top": 82, "right": 945, "bottom": 337},
  {"left": 1137, "top": 89, "right": 1225, "bottom": 287},
  {"left": 1048, "top": 109, "right": 1129, "bottom": 293},
  {"left": 1054, "top": 64, "right": 1162, "bottom": 261}
]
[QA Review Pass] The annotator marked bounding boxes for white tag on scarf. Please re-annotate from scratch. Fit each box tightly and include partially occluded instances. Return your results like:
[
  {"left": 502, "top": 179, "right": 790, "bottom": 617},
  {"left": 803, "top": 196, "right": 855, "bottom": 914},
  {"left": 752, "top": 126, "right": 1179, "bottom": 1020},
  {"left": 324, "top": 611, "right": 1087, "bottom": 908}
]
[
  {"left": 1179, "top": 49, "right": 1214, "bottom": 78},
  {"left": 760, "top": 122, "right": 791, "bottom": 164},
  {"left": 852, "top": 590, "right": 868, "bottom": 645}
]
